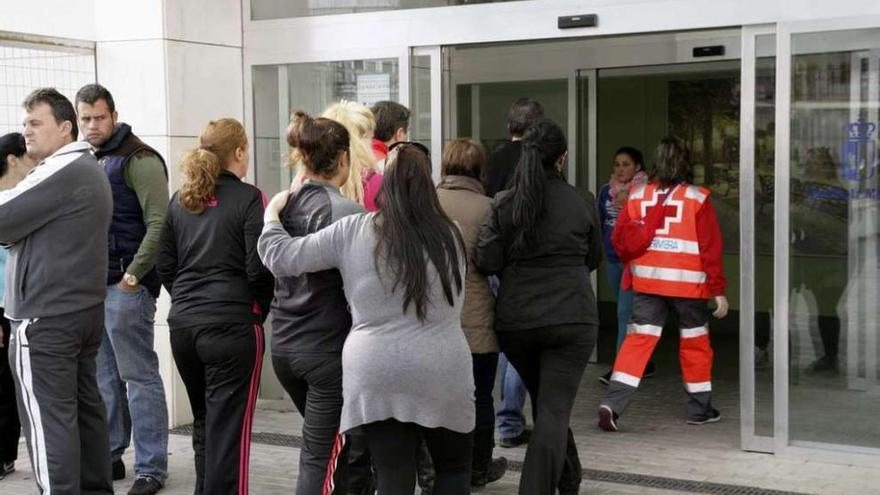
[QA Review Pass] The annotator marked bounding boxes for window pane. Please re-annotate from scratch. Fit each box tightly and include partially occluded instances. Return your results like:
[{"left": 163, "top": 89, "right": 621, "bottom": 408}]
[
  {"left": 788, "top": 28, "right": 880, "bottom": 448},
  {"left": 253, "top": 58, "right": 399, "bottom": 197}
]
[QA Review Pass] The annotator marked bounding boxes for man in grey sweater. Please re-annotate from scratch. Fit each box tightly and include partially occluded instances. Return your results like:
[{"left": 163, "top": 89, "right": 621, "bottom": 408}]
[{"left": 0, "top": 88, "right": 113, "bottom": 494}]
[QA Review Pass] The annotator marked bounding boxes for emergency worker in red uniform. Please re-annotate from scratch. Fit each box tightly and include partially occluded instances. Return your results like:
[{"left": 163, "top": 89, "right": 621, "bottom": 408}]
[{"left": 598, "top": 136, "right": 729, "bottom": 431}]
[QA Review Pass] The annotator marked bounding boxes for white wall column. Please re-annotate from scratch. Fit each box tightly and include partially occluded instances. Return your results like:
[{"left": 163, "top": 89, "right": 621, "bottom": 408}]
[{"left": 94, "top": 0, "right": 244, "bottom": 427}]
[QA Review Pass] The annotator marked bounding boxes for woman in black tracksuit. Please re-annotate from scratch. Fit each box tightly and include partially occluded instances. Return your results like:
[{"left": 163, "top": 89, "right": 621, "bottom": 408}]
[
  {"left": 476, "top": 119, "right": 602, "bottom": 495},
  {"left": 156, "top": 118, "right": 274, "bottom": 495},
  {"left": 271, "top": 111, "right": 364, "bottom": 494}
]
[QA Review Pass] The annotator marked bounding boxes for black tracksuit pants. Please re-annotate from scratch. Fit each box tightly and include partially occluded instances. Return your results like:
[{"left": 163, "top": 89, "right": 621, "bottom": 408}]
[
  {"left": 0, "top": 314, "right": 20, "bottom": 465},
  {"left": 273, "top": 352, "right": 348, "bottom": 495},
  {"left": 171, "top": 322, "right": 264, "bottom": 495},
  {"left": 497, "top": 324, "right": 596, "bottom": 495},
  {"left": 8, "top": 305, "right": 113, "bottom": 494}
]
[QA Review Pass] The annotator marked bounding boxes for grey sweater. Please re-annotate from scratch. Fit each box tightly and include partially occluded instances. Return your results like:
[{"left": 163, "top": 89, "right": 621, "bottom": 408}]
[
  {"left": 258, "top": 213, "right": 476, "bottom": 434},
  {"left": 0, "top": 141, "right": 112, "bottom": 319}
]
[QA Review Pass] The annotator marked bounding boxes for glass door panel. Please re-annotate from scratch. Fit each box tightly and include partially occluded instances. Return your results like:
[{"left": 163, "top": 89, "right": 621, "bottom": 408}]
[{"left": 787, "top": 27, "right": 880, "bottom": 449}]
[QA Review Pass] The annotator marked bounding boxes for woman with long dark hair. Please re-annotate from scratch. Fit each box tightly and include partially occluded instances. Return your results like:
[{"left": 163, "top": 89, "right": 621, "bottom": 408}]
[
  {"left": 476, "top": 119, "right": 602, "bottom": 495},
  {"left": 156, "top": 118, "right": 274, "bottom": 494},
  {"left": 272, "top": 110, "right": 363, "bottom": 494},
  {"left": 259, "top": 143, "right": 475, "bottom": 495}
]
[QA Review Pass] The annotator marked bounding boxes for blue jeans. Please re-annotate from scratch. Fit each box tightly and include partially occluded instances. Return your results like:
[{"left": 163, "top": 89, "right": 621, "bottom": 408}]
[
  {"left": 495, "top": 353, "right": 527, "bottom": 439},
  {"left": 606, "top": 261, "right": 634, "bottom": 351},
  {"left": 97, "top": 284, "right": 168, "bottom": 480}
]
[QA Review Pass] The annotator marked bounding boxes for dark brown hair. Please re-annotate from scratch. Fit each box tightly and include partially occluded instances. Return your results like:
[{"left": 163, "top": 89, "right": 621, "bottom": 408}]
[
  {"left": 441, "top": 139, "right": 486, "bottom": 181},
  {"left": 374, "top": 144, "right": 465, "bottom": 322},
  {"left": 507, "top": 98, "right": 544, "bottom": 137},
  {"left": 652, "top": 136, "right": 693, "bottom": 188},
  {"left": 370, "top": 101, "right": 410, "bottom": 142},
  {"left": 75, "top": 83, "right": 116, "bottom": 113},
  {"left": 23, "top": 88, "right": 78, "bottom": 140},
  {"left": 287, "top": 110, "right": 350, "bottom": 179}
]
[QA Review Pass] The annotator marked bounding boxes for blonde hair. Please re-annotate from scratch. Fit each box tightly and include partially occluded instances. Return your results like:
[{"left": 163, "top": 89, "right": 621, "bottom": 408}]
[
  {"left": 288, "top": 100, "right": 377, "bottom": 205},
  {"left": 179, "top": 118, "right": 247, "bottom": 214}
]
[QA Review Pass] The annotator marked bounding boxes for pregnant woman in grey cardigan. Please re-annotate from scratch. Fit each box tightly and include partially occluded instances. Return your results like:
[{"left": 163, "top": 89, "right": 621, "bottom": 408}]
[{"left": 258, "top": 143, "right": 476, "bottom": 495}]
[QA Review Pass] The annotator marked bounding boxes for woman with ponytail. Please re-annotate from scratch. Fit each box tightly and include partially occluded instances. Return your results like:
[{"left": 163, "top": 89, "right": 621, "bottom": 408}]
[
  {"left": 157, "top": 118, "right": 274, "bottom": 495},
  {"left": 259, "top": 142, "right": 474, "bottom": 495},
  {"left": 475, "top": 119, "right": 603, "bottom": 495},
  {"left": 272, "top": 110, "right": 363, "bottom": 494}
]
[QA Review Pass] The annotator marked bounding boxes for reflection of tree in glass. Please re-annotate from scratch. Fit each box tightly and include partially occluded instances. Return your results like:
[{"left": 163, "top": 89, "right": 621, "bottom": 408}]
[
  {"left": 668, "top": 77, "right": 739, "bottom": 187},
  {"left": 668, "top": 76, "right": 741, "bottom": 252}
]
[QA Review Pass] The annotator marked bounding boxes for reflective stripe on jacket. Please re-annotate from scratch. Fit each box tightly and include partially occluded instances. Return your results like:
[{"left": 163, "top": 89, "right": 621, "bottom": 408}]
[{"left": 627, "top": 183, "right": 711, "bottom": 299}]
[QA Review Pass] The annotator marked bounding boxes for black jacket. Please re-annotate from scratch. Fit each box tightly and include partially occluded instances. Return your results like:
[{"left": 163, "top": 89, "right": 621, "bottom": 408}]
[
  {"left": 475, "top": 171, "right": 602, "bottom": 331},
  {"left": 484, "top": 140, "right": 522, "bottom": 198},
  {"left": 157, "top": 170, "right": 274, "bottom": 328},
  {"left": 271, "top": 182, "right": 364, "bottom": 355}
]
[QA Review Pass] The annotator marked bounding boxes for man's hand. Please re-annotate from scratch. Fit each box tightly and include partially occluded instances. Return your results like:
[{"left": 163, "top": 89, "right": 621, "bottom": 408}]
[
  {"left": 712, "top": 295, "right": 729, "bottom": 319},
  {"left": 265, "top": 191, "right": 289, "bottom": 224},
  {"left": 117, "top": 280, "right": 139, "bottom": 293}
]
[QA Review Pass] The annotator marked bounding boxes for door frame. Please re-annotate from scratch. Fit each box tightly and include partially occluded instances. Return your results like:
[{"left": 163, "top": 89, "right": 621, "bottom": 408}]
[{"left": 739, "top": 23, "right": 777, "bottom": 454}]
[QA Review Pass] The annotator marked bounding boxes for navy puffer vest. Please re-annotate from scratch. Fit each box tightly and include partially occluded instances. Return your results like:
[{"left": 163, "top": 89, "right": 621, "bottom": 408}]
[{"left": 95, "top": 123, "right": 167, "bottom": 297}]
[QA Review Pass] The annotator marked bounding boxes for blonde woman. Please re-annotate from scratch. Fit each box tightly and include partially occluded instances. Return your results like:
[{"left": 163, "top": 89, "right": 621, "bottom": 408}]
[
  {"left": 290, "top": 101, "right": 384, "bottom": 211},
  {"left": 157, "top": 118, "right": 274, "bottom": 495}
]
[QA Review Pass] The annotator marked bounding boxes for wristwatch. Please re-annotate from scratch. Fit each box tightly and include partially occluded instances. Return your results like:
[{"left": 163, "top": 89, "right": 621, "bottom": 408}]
[{"left": 122, "top": 273, "right": 139, "bottom": 287}]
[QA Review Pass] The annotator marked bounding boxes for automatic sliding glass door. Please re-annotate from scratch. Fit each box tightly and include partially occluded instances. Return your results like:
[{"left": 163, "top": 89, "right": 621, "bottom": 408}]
[{"left": 778, "top": 20, "right": 880, "bottom": 454}]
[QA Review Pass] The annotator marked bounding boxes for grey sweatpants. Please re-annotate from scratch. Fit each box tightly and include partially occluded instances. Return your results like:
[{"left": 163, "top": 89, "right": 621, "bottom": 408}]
[{"left": 8, "top": 305, "right": 113, "bottom": 494}]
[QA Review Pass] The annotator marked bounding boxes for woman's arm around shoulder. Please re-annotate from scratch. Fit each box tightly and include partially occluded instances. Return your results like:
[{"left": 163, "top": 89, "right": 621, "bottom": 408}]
[{"left": 258, "top": 191, "right": 363, "bottom": 278}]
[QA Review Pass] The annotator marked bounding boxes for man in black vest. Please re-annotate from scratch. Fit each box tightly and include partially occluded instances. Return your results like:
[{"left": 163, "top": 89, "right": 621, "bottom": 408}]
[{"left": 76, "top": 84, "right": 169, "bottom": 495}]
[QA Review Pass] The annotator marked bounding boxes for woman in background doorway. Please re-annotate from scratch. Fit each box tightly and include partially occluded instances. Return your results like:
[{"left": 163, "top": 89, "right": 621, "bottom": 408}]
[{"left": 596, "top": 147, "right": 651, "bottom": 385}]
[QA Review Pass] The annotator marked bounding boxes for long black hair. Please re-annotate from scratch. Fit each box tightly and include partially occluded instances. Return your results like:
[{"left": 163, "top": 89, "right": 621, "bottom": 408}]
[
  {"left": 374, "top": 144, "right": 465, "bottom": 321},
  {"left": 0, "top": 132, "right": 27, "bottom": 178},
  {"left": 508, "top": 119, "right": 567, "bottom": 256}
]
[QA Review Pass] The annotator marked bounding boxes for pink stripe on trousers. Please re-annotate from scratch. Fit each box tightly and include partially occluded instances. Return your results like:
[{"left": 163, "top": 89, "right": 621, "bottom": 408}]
[{"left": 238, "top": 324, "right": 264, "bottom": 494}]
